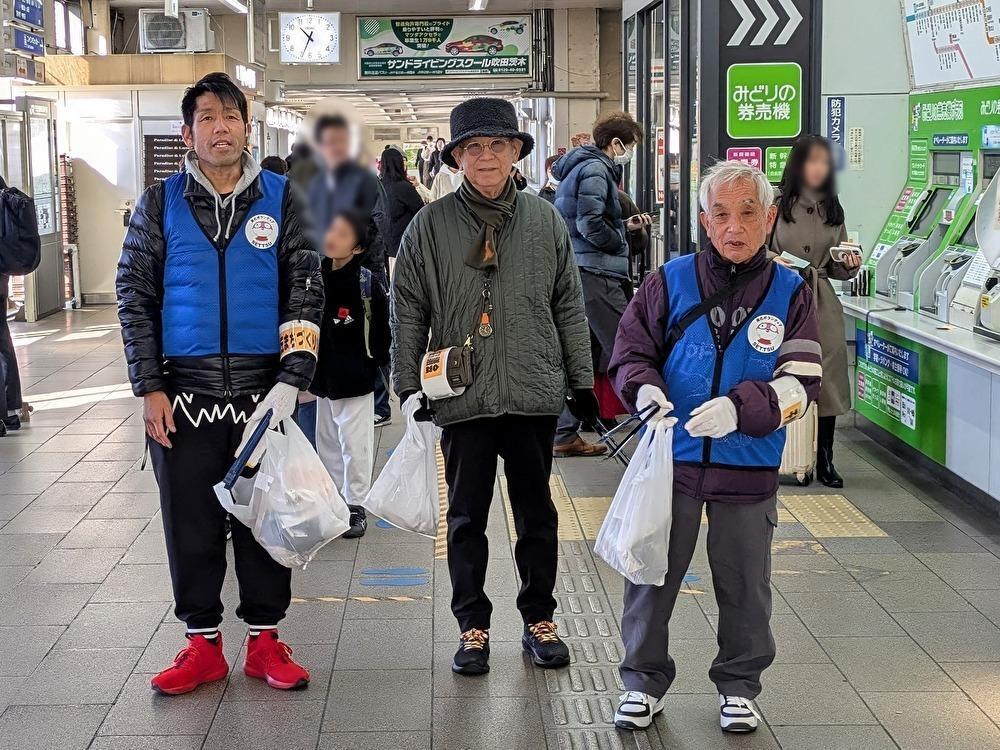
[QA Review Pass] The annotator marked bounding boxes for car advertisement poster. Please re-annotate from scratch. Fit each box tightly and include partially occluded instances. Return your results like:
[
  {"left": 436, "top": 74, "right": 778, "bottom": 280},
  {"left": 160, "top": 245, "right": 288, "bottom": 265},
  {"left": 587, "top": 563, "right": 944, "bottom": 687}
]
[
  {"left": 357, "top": 16, "right": 531, "bottom": 79},
  {"left": 854, "top": 323, "right": 947, "bottom": 463}
]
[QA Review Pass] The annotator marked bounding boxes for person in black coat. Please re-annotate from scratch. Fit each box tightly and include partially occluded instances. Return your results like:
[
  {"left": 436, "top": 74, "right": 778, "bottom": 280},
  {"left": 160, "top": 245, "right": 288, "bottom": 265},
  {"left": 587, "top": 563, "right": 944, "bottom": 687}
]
[
  {"left": 373, "top": 146, "right": 424, "bottom": 269},
  {"left": 428, "top": 137, "right": 446, "bottom": 181},
  {"left": 311, "top": 207, "right": 390, "bottom": 540}
]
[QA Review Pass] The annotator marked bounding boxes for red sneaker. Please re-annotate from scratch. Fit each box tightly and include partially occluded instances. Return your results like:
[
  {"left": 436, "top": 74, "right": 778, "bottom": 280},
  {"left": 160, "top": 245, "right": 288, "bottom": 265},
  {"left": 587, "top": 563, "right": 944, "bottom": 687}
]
[
  {"left": 243, "top": 630, "right": 310, "bottom": 690},
  {"left": 150, "top": 634, "right": 229, "bottom": 695}
]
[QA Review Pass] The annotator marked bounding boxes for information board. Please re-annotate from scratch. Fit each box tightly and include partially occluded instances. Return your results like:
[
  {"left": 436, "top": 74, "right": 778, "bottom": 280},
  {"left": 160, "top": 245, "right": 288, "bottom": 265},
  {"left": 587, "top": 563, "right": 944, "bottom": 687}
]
[
  {"left": 855, "top": 323, "right": 948, "bottom": 463},
  {"left": 357, "top": 15, "right": 531, "bottom": 79},
  {"left": 904, "top": 0, "right": 1000, "bottom": 88},
  {"left": 143, "top": 135, "right": 187, "bottom": 188},
  {"left": 12, "top": 0, "right": 44, "bottom": 28}
]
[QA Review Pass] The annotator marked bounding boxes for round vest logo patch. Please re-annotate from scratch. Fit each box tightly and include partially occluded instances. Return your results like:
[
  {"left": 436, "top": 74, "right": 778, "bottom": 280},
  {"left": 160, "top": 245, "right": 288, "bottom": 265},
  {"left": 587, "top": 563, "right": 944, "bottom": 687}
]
[
  {"left": 246, "top": 214, "right": 278, "bottom": 249},
  {"left": 747, "top": 314, "right": 784, "bottom": 354}
]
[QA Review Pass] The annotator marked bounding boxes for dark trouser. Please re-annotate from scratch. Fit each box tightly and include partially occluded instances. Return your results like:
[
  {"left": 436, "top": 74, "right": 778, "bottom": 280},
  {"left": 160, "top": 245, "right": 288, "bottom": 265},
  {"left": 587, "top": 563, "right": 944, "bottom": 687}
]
[
  {"left": 580, "top": 269, "right": 632, "bottom": 374},
  {"left": 554, "top": 404, "right": 581, "bottom": 447},
  {"left": 441, "top": 415, "right": 559, "bottom": 631},
  {"left": 0, "top": 303, "right": 22, "bottom": 417},
  {"left": 818, "top": 415, "right": 836, "bottom": 463},
  {"left": 148, "top": 392, "right": 292, "bottom": 630},
  {"left": 620, "top": 491, "right": 778, "bottom": 700},
  {"left": 373, "top": 365, "right": 391, "bottom": 420},
  {"left": 294, "top": 399, "right": 318, "bottom": 448}
]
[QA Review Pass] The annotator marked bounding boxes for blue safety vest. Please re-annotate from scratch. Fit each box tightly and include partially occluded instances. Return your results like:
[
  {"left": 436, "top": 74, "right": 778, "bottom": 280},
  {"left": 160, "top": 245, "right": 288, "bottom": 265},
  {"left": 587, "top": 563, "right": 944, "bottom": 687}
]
[
  {"left": 161, "top": 170, "right": 285, "bottom": 359},
  {"left": 661, "top": 254, "right": 803, "bottom": 469}
]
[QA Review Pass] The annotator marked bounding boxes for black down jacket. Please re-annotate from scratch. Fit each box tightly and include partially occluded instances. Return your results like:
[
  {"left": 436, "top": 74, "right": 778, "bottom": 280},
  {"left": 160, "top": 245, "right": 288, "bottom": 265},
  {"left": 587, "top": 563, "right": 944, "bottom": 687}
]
[
  {"left": 116, "top": 155, "right": 324, "bottom": 399},
  {"left": 373, "top": 179, "right": 425, "bottom": 258}
]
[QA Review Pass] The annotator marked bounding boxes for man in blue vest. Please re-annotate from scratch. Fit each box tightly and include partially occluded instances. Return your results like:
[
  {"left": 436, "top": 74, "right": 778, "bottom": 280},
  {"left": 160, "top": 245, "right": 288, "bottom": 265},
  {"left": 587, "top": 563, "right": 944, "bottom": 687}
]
[
  {"left": 117, "top": 73, "right": 324, "bottom": 696},
  {"left": 608, "top": 161, "right": 822, "bottom": 734}
]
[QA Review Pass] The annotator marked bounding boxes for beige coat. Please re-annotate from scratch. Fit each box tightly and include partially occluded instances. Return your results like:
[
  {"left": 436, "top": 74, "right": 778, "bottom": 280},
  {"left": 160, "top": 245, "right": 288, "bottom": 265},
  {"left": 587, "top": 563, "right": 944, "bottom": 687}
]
[{"left": 770, "top": 193, "right": 856, "bottom": 417}]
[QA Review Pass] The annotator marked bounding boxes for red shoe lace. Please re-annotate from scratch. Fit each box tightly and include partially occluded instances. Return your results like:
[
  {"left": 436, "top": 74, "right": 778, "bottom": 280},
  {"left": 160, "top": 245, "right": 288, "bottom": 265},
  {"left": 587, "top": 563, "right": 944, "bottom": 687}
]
[{"left": 167, "top": 643, "right": 197, "bottom": 670}]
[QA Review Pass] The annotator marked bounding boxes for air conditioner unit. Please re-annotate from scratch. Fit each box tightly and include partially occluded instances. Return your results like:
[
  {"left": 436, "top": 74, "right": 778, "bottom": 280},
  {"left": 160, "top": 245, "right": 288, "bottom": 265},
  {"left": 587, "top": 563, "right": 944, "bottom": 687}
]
[{"left": 139, "top": 9, "right": 215, "bottom": 53}]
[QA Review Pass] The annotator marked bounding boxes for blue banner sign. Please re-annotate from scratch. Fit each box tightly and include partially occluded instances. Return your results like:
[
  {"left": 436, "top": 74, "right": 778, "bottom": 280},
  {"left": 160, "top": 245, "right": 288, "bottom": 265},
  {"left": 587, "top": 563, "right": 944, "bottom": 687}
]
[
  {"left": 856, "top": 329, "right": 920, "bottom": 384},
  {"left": 13, "top": 0, "right": 44, "bottom": 28},
  {"left": 932, "top": 133, "right": 970, "bottom": 147},
  {"left": 14, "top": 29, "right": 44, "bottom": 56}
]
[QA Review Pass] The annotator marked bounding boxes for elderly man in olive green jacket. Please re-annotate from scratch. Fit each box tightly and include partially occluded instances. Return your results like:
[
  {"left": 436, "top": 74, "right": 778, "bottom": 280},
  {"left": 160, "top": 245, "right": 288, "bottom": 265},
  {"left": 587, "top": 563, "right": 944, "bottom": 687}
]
[{"left": 391, "top": 98, "right": 596, "bottom": 678}]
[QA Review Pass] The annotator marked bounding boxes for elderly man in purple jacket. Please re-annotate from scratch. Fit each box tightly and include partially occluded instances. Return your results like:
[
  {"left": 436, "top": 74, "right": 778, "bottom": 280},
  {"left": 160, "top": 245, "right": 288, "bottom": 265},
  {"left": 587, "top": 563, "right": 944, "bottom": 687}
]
[{"left": 608, "top": 161, "right": 822, "bottom": 735}]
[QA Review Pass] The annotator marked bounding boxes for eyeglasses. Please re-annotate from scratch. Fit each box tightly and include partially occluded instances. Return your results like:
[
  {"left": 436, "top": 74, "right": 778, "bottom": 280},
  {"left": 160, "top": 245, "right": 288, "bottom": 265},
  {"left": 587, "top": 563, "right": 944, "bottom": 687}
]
[{"left": 458, "top": 138, "right": 511, "bottom": 158}]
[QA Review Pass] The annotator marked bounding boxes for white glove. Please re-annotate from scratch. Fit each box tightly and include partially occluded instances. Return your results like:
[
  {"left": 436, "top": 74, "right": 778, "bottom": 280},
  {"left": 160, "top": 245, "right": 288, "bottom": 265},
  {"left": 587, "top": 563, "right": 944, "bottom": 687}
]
[
  {"left": 636, "top": 384, "right": 678, "bottom": 429},
  {"left": 685, "top": 396, "right": 738, "bottom": 439},
  {"left": 236, "top": 382, "right": 300, "bottom": 468}
]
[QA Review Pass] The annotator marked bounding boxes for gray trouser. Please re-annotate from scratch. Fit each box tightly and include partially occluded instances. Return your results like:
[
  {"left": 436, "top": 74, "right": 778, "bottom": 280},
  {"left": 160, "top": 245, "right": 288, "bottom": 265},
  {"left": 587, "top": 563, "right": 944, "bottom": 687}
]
[
  {"left": 580, "top": 269, "right": 631, "bottom": 374},
  {"left": 619, "top": 491, "right": 778, "bottom": 700},
  {"left": 554, "top": 404, "right": 580, "bottom": 446}
]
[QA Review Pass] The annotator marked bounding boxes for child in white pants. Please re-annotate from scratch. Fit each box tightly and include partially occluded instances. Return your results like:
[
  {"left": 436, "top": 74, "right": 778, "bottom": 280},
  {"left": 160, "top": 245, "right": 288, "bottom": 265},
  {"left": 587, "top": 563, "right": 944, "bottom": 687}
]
[{"left": 310, "top": 208, "right": 390, "bottom": 539}]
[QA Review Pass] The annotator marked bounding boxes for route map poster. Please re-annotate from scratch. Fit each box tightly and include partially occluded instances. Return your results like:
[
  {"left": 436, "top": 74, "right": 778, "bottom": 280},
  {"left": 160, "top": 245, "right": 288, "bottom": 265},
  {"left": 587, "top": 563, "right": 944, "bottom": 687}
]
[
  {"left": 357, "top": 16, "right": 531, "bottom": 79},
  {"left": 904, "top": 0, "right": 1000, "bottom": 87}
]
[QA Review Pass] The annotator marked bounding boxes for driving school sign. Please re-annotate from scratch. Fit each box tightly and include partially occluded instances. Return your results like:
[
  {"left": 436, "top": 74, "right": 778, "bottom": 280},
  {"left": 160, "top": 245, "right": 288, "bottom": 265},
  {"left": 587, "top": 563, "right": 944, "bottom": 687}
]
[{"left": 357, "top": 15, "right": 531, "bottom": 79}]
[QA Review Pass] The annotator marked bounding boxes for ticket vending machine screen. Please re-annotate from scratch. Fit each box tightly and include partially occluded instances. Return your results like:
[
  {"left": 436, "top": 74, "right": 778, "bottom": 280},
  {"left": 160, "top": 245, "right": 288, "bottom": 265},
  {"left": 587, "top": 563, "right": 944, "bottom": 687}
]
[
  {"left": 956, "top": 155, "right": 1000, "bottom": 247},
  {"left": 932, "top": 152, "right": 962, "bottom": 184}
]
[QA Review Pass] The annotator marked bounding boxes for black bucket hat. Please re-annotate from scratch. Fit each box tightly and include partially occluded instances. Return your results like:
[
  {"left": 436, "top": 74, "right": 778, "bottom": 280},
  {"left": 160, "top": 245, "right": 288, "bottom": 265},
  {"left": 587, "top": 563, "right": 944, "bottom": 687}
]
[{"left": 442, "top": 97, "right": 534, "bottom": 169}]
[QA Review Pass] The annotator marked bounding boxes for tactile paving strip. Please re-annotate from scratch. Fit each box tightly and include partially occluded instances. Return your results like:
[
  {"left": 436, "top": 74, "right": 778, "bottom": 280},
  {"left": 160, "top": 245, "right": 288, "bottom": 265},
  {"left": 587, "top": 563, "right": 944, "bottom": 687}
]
[
  {"left": 779, "top": 493, "right": 887, "bottom": 537},
  {"left": 500, "top": 474, "right": 585, "bottom": 541},
  {"left": 434, "top": 442, "right": 448, "bottom": 559}
]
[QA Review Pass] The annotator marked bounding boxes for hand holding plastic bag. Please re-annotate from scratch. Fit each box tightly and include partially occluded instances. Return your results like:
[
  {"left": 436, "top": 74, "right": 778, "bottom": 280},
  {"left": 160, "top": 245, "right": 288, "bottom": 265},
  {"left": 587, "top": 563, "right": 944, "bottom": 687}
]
[
  {"left": 213, "top": 419, "right": 350, "bottom": 568},
  {"left": 363, "top": 392, "right": 442, "bottom": 538},
  {"left": 594, "top": 421, "right": 674, "bottom": 586}
]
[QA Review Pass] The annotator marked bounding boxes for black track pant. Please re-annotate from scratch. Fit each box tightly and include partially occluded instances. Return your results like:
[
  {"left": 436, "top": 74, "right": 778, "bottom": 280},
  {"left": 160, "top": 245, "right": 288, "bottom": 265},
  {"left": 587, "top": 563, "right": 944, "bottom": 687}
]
[
  {"left": 441, "top": 415, "right": 559, "bottom": 632},
  {"left": 0, "top": 304, "right": 22, "bottom": 417},
  {"left": 148, "top": 392, "right": 292, "bottom": 630}
]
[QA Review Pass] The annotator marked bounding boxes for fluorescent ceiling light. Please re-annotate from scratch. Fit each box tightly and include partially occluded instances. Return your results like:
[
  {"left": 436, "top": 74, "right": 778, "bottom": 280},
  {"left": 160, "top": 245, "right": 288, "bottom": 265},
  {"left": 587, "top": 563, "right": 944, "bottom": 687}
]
[
  {"left": 468, "top": 0, "right": 488, "bottom": 10},
  {"left": 218, "top": 0, "right": 249, "bottom": 14}
]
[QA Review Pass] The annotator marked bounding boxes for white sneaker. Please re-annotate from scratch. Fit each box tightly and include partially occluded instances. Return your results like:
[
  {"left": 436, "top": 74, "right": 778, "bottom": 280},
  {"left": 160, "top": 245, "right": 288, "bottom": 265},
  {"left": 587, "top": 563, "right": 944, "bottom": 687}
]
[
  {"left": 614, "top": 690, "right": 666, "bottom": 730},
  {"left": 719, "top": 694, "right": 761, "bottom": 733}
]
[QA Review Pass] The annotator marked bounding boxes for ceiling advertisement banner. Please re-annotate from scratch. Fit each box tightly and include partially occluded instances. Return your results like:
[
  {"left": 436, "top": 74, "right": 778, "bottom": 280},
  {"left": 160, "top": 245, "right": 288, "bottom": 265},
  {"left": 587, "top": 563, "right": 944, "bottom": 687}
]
[{"left": 357, "top": 15, "right": 531, "bottom": 79}]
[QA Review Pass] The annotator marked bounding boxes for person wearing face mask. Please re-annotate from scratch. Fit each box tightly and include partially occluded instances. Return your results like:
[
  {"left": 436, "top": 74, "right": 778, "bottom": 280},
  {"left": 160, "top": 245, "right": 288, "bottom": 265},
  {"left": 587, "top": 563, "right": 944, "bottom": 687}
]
[{"left": 549, "top": 112, "right": 643, "bottom": 457}]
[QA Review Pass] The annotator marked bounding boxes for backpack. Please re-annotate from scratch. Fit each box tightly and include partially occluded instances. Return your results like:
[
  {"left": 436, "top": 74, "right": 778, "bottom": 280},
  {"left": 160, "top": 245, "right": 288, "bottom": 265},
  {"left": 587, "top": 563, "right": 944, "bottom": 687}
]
[{"left": 0, "top": 175, "right": 41, "bottom": 276}]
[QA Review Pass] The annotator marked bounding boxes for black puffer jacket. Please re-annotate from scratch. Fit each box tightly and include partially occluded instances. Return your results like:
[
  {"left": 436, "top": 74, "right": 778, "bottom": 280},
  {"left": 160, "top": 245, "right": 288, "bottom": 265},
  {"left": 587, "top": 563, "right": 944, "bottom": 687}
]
[
  {"left": 117, "top": 153, "right": 324, "bottom": 398},
  {"left": 373, "top": 179, "right": 424, "bottom": 258}
]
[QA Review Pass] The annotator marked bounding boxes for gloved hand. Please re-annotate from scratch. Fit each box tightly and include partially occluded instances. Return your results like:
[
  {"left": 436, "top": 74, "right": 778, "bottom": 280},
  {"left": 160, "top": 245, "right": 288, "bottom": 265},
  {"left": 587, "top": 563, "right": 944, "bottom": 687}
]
[
  {"left": 685, "top": 396, "right": 738, "bottom": 439},
  {"left": 636, "top": 384, "right": 678, "bottom": 428},
  {"left": 400, "top": 390, "right": 434, "bottom": 422},
  {"left": 235, "top": 382, "right": 299, "bottom": 468},
  {"left": 566, "top": 388, "right": 601, "bottom": 428}
]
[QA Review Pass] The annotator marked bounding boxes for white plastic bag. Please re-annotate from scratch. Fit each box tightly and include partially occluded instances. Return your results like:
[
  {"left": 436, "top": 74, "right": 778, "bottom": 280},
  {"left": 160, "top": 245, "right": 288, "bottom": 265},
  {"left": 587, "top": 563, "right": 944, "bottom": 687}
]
[
  {"left": 213, "top": 419, "right": 351, "bottom": 568},
  {"left": 594, "top": 421, "right": 674, "bottom": 586},
  {"left": 363, "top": 393, "right": 442, "bottom": 538}
]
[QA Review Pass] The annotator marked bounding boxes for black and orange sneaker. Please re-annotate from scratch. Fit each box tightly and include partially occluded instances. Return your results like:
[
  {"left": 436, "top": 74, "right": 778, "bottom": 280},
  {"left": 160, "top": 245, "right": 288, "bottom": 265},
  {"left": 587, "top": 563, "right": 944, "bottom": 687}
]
[
  {"left": 523, "top": 620, "right": 570, "bottom": 668},
  {"left": 150, "top": 634, "right": 229, "bottom": 695},
  {"left": 452, "top": 628, "right": 490, "bottom": 675}
]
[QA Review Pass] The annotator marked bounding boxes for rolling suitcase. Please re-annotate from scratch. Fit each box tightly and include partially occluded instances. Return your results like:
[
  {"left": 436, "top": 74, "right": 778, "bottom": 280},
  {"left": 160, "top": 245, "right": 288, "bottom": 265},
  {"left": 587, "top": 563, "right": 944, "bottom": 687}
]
[{"left": 779, "top": 403, "right": 817, "bottom": 486}]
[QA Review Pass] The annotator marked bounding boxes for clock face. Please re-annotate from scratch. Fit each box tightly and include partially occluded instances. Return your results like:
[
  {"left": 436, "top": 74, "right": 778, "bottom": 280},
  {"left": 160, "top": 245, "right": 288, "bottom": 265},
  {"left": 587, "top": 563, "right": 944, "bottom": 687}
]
[{"left": 279, "top": 12, "right": 340, "bottom": 64}]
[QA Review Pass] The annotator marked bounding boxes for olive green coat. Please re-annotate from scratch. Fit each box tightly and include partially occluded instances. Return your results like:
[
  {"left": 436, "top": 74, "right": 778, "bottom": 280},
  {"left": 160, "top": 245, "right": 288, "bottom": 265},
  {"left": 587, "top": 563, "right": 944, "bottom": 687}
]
[
  {"left": 770, "top": 193, "right": 856, "bottom": 417},
  {"left": 390, "top": 190, "right": 594, "bottom": 427}
]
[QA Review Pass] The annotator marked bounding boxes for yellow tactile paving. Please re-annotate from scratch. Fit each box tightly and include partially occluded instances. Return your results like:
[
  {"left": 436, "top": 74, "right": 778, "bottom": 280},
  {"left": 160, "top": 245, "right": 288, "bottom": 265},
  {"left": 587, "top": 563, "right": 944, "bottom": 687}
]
[
  {"left": 499, "top": 474, "right": 585, "bottom": 541},
  {"left": 434, "top": 442, "right": 448, "bottom": 560},
  {"left": 779, "top": 494, "right": 887, "bottom": 538},
  {"left": 573, "top": 497, "right": 613, "bottom": 539}
]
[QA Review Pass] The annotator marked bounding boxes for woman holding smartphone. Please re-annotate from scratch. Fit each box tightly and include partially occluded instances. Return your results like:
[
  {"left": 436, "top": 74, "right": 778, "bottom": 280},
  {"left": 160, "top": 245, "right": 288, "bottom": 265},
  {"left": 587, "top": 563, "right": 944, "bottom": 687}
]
[{"left": 771, "top": 135, "right": 861, "bottom": 487}]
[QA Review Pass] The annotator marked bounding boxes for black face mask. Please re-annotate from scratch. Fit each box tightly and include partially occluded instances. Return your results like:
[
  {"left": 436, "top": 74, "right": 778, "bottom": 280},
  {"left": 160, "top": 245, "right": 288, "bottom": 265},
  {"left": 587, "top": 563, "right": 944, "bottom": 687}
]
[{"left": 512, "top": 171, "right": 528, "bottom": 191}]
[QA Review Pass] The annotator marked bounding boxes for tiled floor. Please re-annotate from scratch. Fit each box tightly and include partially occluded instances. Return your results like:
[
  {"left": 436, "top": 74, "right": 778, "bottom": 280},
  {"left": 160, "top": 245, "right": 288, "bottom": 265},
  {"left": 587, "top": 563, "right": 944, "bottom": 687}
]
[{"left": 3, "top": 305, "right": 1000, "bottom": 749}]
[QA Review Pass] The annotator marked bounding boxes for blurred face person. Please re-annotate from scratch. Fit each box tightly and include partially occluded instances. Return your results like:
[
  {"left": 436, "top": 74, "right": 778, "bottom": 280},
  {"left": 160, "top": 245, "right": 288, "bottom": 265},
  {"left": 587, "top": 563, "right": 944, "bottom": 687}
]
[
  {"left": 436, "top": 138, "right": 446, "bottom": 151},
  {"left": 317, "top": 123, "right": 351, "bottom": 171},
  {"left": 802, "top": 144, "right": 832, "bottom": 191},
  {"left": 456, "top": 137, "right": 522, "bottom": 198},
  {"left": 323, "top": 215, "right": 363, "bottom": 267},
  {"left": 699, "top": 177, "right": 777, "bottom": 264},
  {"left": 181, "top": 92, "right": 249, "bottom": 172}
]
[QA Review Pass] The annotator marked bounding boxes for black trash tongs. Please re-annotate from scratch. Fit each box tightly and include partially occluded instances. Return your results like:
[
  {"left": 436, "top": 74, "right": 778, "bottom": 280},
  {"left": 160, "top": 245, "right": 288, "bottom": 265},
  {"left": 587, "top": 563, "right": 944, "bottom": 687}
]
[
  {"left": 222, "top": 409, "right": 273, "bottom": 490},
  {"left": 585, "top": 402, "right": 663, "bottom": 466}
]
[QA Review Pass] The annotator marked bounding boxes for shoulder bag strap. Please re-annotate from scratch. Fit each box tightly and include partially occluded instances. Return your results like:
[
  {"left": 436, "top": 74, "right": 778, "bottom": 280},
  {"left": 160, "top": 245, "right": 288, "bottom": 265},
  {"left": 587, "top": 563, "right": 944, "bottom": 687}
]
[{"left": 664, "top": 261, "right": 772, "bottom": 354}]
